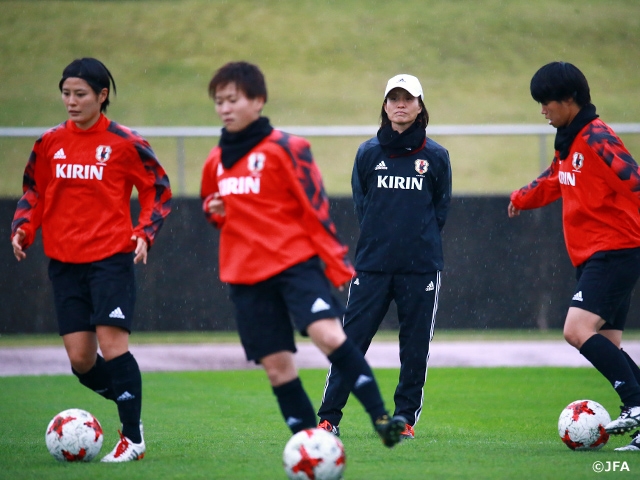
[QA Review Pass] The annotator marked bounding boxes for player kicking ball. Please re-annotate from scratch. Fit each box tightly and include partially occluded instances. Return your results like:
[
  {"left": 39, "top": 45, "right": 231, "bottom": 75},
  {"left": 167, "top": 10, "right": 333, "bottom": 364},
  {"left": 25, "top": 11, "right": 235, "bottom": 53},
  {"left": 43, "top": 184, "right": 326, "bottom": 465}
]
[
  {"left": 509, "top": 61, "right": 640, "bottom": 451},
  {"left": 200, "top": 61, "right": 405, "bottom": 447}
]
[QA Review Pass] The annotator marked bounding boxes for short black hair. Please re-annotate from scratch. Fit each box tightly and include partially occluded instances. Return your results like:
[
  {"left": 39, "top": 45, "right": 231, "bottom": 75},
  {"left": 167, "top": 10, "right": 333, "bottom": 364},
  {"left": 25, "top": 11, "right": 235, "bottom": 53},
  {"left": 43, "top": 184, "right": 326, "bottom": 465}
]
[
  {"left": 208, "top": 61, "right": 267, "bottom": 102},
  {"left": 59, "top": 58, "right": 116, "bottom": 113},
  {"left": 530, "top": 61, "right": 591, "bottom": 107}
]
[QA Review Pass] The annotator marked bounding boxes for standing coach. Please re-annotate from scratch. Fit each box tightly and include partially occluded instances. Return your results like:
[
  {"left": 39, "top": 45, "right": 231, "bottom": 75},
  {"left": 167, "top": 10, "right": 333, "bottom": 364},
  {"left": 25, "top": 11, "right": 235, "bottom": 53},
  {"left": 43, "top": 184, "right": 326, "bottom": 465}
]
[{"left": 318, "top": 74, "right": 452, "bottom": 440}]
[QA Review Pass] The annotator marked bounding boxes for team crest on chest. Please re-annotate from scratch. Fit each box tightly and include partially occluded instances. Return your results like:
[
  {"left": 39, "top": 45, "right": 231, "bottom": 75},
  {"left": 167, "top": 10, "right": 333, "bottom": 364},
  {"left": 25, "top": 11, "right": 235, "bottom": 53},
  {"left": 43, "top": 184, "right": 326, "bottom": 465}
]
[
  {"left": 572, "top": 152, "right": 584, "bottom": 170},
  {"left": 248, "top": 152, "right": 266, "bottom": 173},
  {"left": 95, "top": 145, "right": 112, "bottom": 164},
  {"left": 414, "top": 159, "right": 429, "bottom": 175}
]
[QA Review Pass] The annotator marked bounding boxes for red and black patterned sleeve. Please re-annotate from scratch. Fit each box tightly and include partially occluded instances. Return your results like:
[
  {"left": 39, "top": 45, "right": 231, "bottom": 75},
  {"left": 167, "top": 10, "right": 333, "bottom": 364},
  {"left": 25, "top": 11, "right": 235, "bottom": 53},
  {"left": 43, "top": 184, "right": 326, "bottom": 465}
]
[
  {"left": 275, "top": 132, "right": 354, "bottom": 286},
  {"left": 11, "top": 139, "right": 48, "bottom": 249},
  {"left": 510, "top": 156, "right": 562, "bottom": 210},
  {"left": 111, "top": 123, "right": 172, "bottom": 247},
  {"left": 585, "top": 121, "right": 640, "bottom": 205}
]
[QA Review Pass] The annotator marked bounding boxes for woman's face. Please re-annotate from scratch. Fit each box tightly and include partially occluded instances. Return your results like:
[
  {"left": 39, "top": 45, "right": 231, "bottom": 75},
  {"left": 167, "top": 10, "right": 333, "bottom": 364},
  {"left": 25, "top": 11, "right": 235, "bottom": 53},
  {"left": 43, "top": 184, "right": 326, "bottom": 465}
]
[
  {"left": 61, "top": 77, "right": 107, "bottom": 130},
  {"left": 384, "top": 88, "right": 422, "bottom": 133},
  {"left": 539, "top": 99, "right": 578, "bottom": 128},
  {"left": 214, "top": 82, "right": 264, "bottom": 133}
]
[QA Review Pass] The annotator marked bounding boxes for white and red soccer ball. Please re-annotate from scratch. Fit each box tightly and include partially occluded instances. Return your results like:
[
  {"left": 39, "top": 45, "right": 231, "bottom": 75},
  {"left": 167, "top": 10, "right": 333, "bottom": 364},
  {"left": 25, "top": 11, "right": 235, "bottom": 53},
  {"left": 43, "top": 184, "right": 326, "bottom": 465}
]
[
  {"left": 45, "top": 408, "right": 104, "bottom": 462},
  {"left": 558, "top": 399, "right": 611, "bottom": 451},
  {"left": 283, "top": 428, "right": 346, "bottom": 480}
]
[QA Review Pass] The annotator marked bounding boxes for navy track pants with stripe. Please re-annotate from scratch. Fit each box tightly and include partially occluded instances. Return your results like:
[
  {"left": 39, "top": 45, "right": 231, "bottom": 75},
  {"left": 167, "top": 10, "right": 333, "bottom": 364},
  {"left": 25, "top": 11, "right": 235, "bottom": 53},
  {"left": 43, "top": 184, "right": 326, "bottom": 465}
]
[{"left": 318, "top": 270, "right": 440, "bottom": 427}]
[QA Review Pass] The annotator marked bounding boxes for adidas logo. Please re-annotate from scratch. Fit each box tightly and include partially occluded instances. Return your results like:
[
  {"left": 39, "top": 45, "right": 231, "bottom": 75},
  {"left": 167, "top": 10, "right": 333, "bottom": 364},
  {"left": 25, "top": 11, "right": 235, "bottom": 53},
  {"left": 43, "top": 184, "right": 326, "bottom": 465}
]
[
  {"left": 374, "top": 161, "right": 388, "bottom": 170},
  {"left": 353, "top": 278, "right": 360, "bottom": 286},
  {"left": 116, "top": 391, "right": 135, "bottom": 401},
  {"left": 425, "top": 281, "right": 434, "bottom": 292},
  {"left": 354, "top": 375, "right": 372, "bottom": 389},
  {"left": 286, "top": 417, "right": 302, "bottom": 427},
  {"left": 53, "top": 148, "right": 66, "bottom": 160},
  {"left": 572, "top": 291, "right": 583, "bottom": 302},
  {"left": 109, "top": 307, "right": 125, "bottom": 319},
  {"left": 311, "top": 298, "right": 331, "bottom": 313},
  {"left": 614, "top": 381, "right": 625, "bottom": 389}
]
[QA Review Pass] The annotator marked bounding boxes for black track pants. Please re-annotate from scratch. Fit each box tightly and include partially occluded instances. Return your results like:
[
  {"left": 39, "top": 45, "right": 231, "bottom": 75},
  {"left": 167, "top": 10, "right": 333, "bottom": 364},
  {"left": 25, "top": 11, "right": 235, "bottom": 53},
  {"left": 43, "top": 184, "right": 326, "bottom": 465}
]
[{"left": 318, "top": 270, "right": 440, "bottom": 426}]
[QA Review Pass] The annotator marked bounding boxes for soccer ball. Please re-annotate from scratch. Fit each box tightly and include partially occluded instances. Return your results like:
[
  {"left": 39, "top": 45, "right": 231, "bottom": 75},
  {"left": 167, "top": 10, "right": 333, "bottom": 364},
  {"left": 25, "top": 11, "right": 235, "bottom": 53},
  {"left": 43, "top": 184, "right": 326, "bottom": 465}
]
[
  {"left": 283, "top": 428, "right": 346, "bottom": 480},
  {"left": 557, "top": 399, "right": 611, "bottom": 451},
  {"left": 45, "top": 408, "right": 104, "bottom": 462}
]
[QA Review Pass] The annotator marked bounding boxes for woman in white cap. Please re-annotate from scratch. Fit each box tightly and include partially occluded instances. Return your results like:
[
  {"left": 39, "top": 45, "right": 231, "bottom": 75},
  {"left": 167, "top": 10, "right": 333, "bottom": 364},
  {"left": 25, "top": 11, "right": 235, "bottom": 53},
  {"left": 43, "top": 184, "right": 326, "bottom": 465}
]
[{"left": 318, "top": 74, "right": 452, "bottom": 440}]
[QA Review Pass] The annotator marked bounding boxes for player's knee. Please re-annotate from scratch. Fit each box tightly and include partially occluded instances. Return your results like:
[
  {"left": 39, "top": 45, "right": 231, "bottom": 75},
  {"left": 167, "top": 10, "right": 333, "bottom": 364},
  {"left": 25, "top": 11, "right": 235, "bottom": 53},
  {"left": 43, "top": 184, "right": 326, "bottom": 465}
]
[
  {"left": 265, "top": 370, "right": 288, "bottom": 386},
  {"left": 264, "top": 368, "right": 298, "bottom": 387},
  {"left": 563, "top": 325, "right": 585, "bottom": 349},
  {"left": 320, "top": 335, "right": 346, "bottom": 356},
  {"left": 68, "top": 353, "right": 97, "bottom": 374},
  {"left": 261, "top": 352, "right": 297, "bottom": 386},
  {"left": 308, "top": 318, "right": 346, "bottom": 355},
  {"left": 563, "top": 330, "right": 577, "bottom": 348}
]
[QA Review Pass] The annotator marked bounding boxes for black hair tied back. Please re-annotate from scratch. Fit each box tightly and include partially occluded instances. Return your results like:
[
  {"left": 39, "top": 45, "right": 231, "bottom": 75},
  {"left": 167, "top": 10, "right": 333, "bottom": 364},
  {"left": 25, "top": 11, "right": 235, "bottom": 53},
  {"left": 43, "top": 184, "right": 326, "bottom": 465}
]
[{"left": 59, "top": 58, "right": 117, "bottom": 111}]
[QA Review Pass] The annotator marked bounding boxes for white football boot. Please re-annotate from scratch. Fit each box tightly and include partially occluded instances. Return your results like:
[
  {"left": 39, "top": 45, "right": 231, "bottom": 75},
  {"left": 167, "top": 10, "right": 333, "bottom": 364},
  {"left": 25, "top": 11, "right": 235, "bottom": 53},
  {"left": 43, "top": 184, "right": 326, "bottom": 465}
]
[
  {"left": 101, "top": 423, "right": 145, "bottom": 462},
  {"left": 615, "top": 431, "right": 640, "bottom": 451},
  {"left": 605, "top": 406, "right": 640, "bottom": 435}
]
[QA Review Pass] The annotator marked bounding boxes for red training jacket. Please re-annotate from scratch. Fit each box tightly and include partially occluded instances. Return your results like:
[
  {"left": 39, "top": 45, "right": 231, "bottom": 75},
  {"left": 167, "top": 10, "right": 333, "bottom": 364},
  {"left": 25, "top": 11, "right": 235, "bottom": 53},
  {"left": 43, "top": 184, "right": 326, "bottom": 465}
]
[
  {"left": 200, "top": 129, "right": 354, "bottom": 287},
  {"left": 11, "top": 114, "right": 172, "bottom": 263},
  {"left": 510, "top": 118, "right": 640, "bottom": 266}
]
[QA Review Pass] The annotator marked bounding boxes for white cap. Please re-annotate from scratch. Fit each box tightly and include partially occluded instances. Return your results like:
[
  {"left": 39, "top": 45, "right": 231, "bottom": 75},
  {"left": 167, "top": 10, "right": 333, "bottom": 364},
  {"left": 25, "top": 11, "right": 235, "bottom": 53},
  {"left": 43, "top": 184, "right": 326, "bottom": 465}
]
[{"left": 384, "top": 74, "right": 423, "bottom": 99}]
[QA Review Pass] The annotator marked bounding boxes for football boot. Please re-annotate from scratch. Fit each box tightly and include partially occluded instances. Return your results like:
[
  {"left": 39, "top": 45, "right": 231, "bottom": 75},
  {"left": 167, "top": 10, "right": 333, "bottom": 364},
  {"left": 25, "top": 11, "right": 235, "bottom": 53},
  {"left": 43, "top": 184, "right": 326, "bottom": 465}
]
[
  {"left": 374, "top": 414, "right": 406, "bottom": 448},
  {"left": 101, "top": 427, "right": 145, "bottom": 463},
  {"left": 605, "top": 406, "right": 640, "bottom": 435},
  {"left": 400, "top": 423, "right": 415, "bottom": 440},
  {"left": 318, "top": 419, "right": 340, "bottom": 437},
  {"left": 615, "top": 430, "right": 640, "bottom": 451}
]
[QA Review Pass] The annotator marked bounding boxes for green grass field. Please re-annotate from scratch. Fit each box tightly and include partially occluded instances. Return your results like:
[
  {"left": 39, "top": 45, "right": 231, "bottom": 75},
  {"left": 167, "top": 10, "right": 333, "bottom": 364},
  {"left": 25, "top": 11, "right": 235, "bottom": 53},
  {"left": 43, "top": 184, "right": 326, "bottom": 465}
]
[
  {"left": 1, "top": 0, "right": 640, "bottom": 196},
  {"left": 0, "top": 368, "right": 635, "bottom": 479}
]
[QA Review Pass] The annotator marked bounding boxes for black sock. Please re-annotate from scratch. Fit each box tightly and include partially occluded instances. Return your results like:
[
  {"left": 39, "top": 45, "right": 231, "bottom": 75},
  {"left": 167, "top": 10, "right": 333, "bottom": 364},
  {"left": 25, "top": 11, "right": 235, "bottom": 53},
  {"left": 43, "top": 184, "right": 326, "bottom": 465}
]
[
  {"left": 580, "top": 335, "right": 640, "bottom": 406},
  {"left": 72, "top": 354, "right": 116, "bottom": 401},
  {"left": 105, "top": 351, "right": 143, "bottom": 443},
  {"left": 327, "top": 338, "right": 387, "bottom": 423},
  {"left": 621, "top": 349, "right": 640, "bottom": 384},
  {"left": 272, "top": 377, "right": 317, "bottom": 433}
]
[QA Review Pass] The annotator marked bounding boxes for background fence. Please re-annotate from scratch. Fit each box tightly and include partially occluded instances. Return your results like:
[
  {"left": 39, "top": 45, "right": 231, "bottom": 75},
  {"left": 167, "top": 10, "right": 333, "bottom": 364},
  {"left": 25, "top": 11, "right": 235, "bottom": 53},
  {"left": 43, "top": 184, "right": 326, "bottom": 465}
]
[{"left": 5, "top": 123, "right": 640, "bottom": 195}]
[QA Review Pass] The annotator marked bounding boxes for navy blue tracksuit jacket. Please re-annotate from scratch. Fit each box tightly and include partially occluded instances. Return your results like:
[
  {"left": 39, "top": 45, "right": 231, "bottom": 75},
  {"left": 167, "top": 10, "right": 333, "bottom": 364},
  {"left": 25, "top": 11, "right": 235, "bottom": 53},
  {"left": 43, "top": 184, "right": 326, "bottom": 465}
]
[{"left": 352, "top": 135, "right": 451, "bottom": 273}]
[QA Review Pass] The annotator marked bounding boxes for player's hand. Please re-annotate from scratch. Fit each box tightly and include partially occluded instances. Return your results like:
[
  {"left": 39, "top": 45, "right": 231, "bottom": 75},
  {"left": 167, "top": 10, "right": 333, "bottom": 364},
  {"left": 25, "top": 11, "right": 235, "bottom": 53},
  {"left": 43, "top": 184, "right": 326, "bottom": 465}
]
[
  {"left": 132, "top": 235, "right": 148, "bottom": 264},
  {"left": 11, "top": 228, "right": 27, "bottom": 261},
  {"left": 206, "top": 193, "right": 226, "bottom": 216},
  {"left": 507, "top": 201, "right": 521, "bottom": 218}
]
